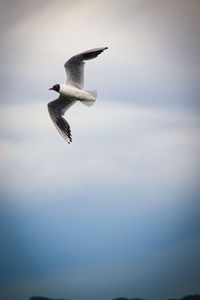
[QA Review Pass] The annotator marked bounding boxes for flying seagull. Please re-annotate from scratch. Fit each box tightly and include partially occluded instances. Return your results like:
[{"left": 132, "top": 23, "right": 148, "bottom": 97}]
[{"left": 48, "top": 47, "right": 108, "bottom": 143}]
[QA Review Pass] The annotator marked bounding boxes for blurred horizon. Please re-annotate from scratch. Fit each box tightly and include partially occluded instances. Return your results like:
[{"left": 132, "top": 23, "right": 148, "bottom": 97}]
[{"left": 29, "top": 294, "right": 200, "bottom": 300}]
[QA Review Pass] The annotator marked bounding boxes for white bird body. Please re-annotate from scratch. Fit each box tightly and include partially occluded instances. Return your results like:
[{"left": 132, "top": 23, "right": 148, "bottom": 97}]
[
  {"left": 59, "top": 84, "right": 96, "bottom": 102},
  {"left": 48, "top": 47, "right": 108, "bottom": 143}
]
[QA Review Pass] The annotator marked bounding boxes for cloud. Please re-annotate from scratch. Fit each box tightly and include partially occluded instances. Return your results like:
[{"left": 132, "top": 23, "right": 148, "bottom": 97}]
[
  {"left": 1, "top": 100, "right": 199, "bottom": 203},
  {"left": 1, "top": 0, "right": 200, "bottom": 105}
]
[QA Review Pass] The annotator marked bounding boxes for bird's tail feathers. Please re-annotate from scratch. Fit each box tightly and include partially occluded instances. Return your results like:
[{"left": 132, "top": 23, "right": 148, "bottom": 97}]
[
  {"left": 81, "top": 90, "right": 97, "bottom": 107},
  {"left": 87, "top": 90, "right": 97, "bottom": 98}
]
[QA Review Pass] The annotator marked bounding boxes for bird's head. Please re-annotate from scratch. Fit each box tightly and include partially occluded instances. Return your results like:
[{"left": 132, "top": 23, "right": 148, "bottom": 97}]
[{"left": 49, "top": 84, "right": 60, "bottom": 92}]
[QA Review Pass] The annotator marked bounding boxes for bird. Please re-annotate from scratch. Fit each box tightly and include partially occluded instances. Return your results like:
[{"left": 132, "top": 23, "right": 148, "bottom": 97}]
[{"left": 48, "top": 47, "right": 108, "bottom": 143}]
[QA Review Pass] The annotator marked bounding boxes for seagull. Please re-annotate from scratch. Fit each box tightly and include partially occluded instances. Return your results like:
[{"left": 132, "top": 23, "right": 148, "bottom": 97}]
[{"left": 48, "top": 47, "right": 108, "bottom": 143}]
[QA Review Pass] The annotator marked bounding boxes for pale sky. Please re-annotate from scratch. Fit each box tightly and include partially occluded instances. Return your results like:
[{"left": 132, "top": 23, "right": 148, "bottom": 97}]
[{"left": 0, "top": 1, "right": 200, "bottom": 300}]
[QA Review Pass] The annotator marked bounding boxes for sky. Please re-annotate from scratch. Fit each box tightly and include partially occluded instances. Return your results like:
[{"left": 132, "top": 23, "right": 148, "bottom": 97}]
[{"left": 0, "top": 1, "right": 200, "bottom": 300}]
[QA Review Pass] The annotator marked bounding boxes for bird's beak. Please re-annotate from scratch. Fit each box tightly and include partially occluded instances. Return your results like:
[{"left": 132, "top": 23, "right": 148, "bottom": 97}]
[{"left": 49, "top": 87, "right": 53, "bottom": 90}]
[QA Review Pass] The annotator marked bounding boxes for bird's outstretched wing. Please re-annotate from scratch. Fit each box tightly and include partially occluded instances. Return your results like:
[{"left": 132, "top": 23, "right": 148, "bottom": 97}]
[
  {"left": 64, "top": 47, "right": 108, "bottom": 89},
  {"left": 48, "top": 96, "right": 76, "bottom": 143}
]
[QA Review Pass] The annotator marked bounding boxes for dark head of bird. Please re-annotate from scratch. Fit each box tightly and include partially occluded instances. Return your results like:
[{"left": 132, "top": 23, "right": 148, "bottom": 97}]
[{"left": 49, "top": 84, "right": 60, "bottom": 92}]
